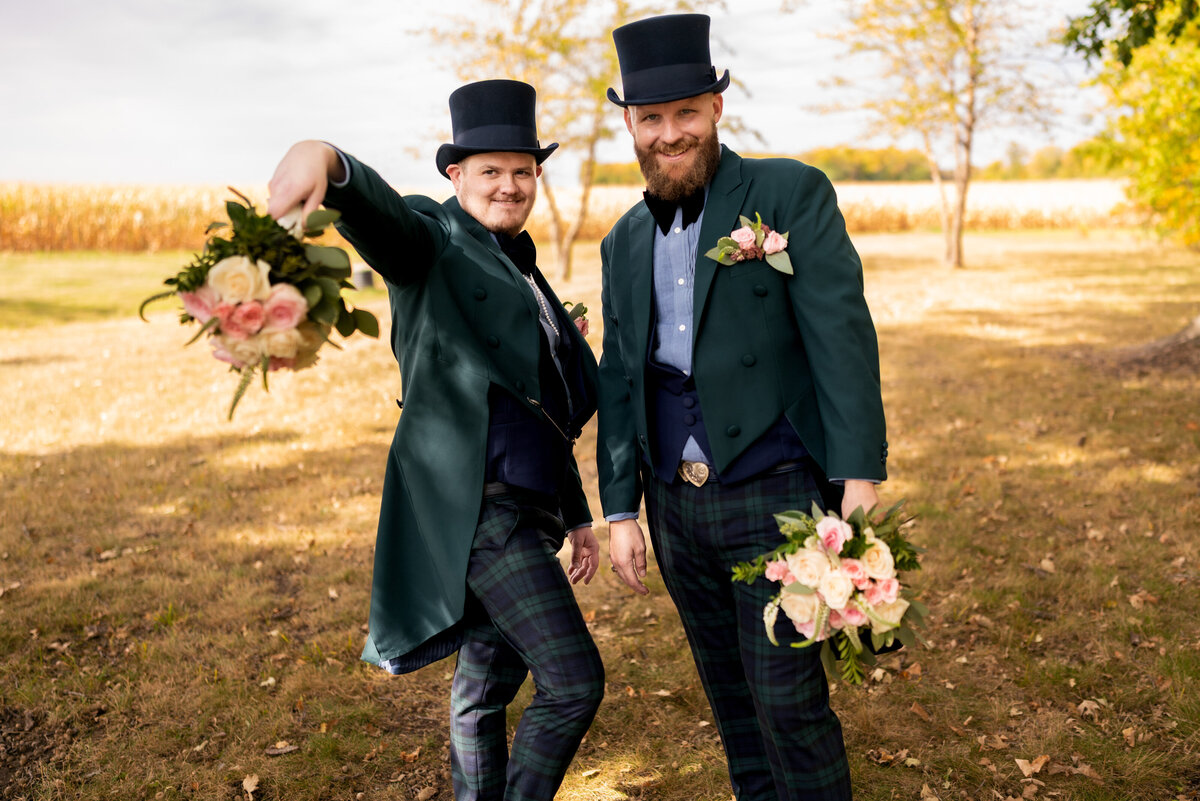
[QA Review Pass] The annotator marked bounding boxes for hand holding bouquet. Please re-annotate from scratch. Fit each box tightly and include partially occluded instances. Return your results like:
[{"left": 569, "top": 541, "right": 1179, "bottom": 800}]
[
  {"left": 732, "top": 501, "right": 926, "bottom": 684},
  {"left": 140, "top": 190, "right": 378, "bottom": 419}
]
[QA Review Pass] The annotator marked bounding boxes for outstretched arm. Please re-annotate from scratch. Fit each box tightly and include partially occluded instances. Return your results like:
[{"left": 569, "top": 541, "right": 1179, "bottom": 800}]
[{"left": 266, "top": 140, "right": 345, "bottom": 221}]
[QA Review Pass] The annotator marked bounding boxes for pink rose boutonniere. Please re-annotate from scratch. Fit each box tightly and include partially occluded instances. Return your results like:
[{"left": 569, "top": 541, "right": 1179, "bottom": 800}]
[{"left": 703, "top": 212, "right": 793, "bottom": 275}]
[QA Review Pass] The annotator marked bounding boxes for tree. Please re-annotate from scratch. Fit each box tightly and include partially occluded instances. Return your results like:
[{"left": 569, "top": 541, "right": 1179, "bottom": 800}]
[
  {"left": 1064, "top": 0, "right": 1199, "bottom": 65},
  {"left": 1085, "top": 5, "right": 1200, "bottom": 357},
  {"left": 825, "top": 0, "right": 1053, "bottom": 268},
  {"left": 430, "top": 0, "right": 721, "bottom": 278}
]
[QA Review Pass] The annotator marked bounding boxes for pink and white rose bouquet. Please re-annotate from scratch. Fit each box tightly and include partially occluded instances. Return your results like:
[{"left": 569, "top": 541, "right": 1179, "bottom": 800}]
[
  {"left": 704, "top": 211, "right": 793, "bottom": 275},
  {"left": 140, "top": 190, "right": 379, "bottom": 419},
  {"left": 732, "top": 501, "right": 926, "bottom": 684}
]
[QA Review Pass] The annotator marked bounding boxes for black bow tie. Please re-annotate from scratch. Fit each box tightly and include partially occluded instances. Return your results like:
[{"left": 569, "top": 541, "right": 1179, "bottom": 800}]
[
  {"left": 644, "top": 186, "right": 706, "bottom": 236},
  {"left": 495, "top": 230, "right": 537, "bottom": 276}
]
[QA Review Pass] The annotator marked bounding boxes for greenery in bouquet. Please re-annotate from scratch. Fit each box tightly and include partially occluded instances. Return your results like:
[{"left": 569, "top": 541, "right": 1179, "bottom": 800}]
[
  {"left": 732, "top": 501, "right": 927, "bottom": 684},
  {"left": 139, "top": 190, "right": 379, "bottom": 419}
]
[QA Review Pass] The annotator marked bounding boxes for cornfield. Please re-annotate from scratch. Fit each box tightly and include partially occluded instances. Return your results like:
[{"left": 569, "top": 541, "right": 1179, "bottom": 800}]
[{"left": 0, "top": 179, "right": 1134, "bottom": 253}]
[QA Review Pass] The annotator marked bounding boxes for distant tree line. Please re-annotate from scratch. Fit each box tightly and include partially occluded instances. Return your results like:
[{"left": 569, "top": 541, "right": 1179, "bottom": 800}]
[{"left": 594, "top": 141, "right": 1123, "bottom": 185}]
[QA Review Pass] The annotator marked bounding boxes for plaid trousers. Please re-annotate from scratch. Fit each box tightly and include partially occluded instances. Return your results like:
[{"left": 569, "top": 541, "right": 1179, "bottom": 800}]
[
  {"left": 644, "top": 465, "right": 853, "bottom": 801},
  {"left": 450, "top": 493, "right": 605, "bottom": 801}
]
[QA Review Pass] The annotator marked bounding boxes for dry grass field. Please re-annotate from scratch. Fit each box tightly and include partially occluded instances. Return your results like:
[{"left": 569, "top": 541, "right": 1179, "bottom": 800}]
[{"left": 2, "top": 230, "right": 1199, "bottom": 801}]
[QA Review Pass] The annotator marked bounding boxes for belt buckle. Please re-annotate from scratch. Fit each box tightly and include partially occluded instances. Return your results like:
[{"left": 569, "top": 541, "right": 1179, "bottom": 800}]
[{"left": 678, "top": 460, "right": 711, "bottom": 487}]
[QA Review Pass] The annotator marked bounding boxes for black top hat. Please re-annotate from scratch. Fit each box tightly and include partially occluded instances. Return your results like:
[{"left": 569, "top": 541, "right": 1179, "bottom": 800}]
[
  {"left": 435, "top": 80, "right": 558, "bottom": 178},
  {"left": 607, "top": 14, "right": 730, "bottom": 107}
]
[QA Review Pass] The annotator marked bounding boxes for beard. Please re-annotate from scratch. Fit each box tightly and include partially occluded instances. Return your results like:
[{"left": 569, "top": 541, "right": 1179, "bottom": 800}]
[{"left": 635, "top": 122, "right": 722, "bottom": 201}]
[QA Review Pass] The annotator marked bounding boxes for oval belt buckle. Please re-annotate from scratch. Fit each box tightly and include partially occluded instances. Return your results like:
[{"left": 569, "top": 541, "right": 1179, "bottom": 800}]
[{"left": 678, "top": 461, "right": 710, "bottom": 487}]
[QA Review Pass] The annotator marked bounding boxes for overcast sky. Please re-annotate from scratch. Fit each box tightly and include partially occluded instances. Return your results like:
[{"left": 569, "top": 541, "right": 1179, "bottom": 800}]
[{"left": 1, "top": 0, "right": 1101, "bottom": 189}]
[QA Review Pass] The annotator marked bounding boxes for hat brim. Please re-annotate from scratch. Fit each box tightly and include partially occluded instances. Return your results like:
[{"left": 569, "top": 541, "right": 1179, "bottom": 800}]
[
  {"left": 606, "top": 70, "right": 729, "bottom": 108},
  {"left": 436, "top": 143, "right": 559, "bottom": 179}
]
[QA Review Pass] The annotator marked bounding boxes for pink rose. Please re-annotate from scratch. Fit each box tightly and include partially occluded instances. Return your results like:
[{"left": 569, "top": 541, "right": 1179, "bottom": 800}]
[
  {"left": 763, "top": 230, "right": 788, "bottom": 255},
  {"left": 864, "top": 577, "right": 900, "bottom": 607},
  {"left": 211, "top": 340, "right": 237, "bottom": 366},
  {"left": 226, "top": 301, "right": 265, "bottom": 338},
  {"left": 573, "top": 316, "right": 589, "bottom": 338},
  {"left": 764, "top": 559, "right": 796, "bottom": 585},
  {"left": 828, "top": 610, "right": 846, "bottom": 630},
  {"left": 262, "top": 283, "right": 309, "bottom": 331},
  {"left": 180, "top": 286, "right": 219, "bottom": 323},
  {"left": 731, "top": 226, "right": 757, "bottom": 250},
  {"left": 840, "top": 604, "right": 868, "bottom": 628},
  {"left": 213, "top": 302, "right": 236, "bottom": 326},
  {"left": 794, "top": 620, "right": 816, "bottom": 639},
  {"left": 840, "top": 558, "right": 871, "bottom": 590},
  {"left": 816, "top": 516, "right": 853, "bottom": 554}
]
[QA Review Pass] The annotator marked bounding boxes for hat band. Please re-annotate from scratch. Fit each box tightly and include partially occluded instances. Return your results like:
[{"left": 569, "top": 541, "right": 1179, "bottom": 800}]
[
  {"left": 453, "top": 124, "right": 540, "bottom": 150},
  {"left": 620, "top": 62, "right": 716, "bottom": 103}
]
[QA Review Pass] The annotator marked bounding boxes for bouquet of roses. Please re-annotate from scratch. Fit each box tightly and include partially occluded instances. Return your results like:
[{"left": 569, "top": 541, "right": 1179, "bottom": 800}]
[
  {"left": 732, "top": 501, "right": 926, "bottom": 684},
  {"left": 139, "top": 190, "right": 378, "bottom": 419}
]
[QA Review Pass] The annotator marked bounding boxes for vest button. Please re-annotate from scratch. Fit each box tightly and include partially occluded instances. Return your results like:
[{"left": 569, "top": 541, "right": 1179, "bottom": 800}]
[
  {"left": 682, "top": 396, "right": 696, "bottom": 409},
  {"left": 753, "top": 284, "right": 768, "bottom": 297},
  {"left": 726, "top": 425, "right": 741, "bottom": 437},
  {"left": 742, "top": 354, "right": 756, "bottom": 367},
  {"left": 684, "top": 414, "right": 696, "bottom": 426},
  {"left": 473, "top": 287, "right": 487, "bottom": 300},
  {"left": 486, "top": 335, "right": 500, "bottom": 348}
]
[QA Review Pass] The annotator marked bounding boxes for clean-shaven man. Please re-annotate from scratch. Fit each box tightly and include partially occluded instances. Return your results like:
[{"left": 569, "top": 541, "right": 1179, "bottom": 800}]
[
  {"left": 267, "top": 79, "right": 604, "bottom": 801},
  {"left": 596, "top": 14, "right": 888, "bottom": 801}
]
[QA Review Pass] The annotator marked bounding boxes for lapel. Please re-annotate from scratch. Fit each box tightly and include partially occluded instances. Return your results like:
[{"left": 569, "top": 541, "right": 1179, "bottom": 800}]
[
  {"left": 625, "top": 203, "right": 656, "bottom": 366},
  {"left": 446, "top": 198, "right": 540, "bottom": 324},
  {"left": 693, "top": 146, "right": 749, "bottom": 332}
]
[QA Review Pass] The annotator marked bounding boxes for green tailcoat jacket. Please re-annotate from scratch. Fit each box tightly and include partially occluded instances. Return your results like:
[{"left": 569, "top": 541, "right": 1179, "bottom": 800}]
[
  {"left": 324, "top": 153, "right": 597, "bottom": 671},
  {"left": 596, "top": 146, "right": 887, "bottom": 516}
]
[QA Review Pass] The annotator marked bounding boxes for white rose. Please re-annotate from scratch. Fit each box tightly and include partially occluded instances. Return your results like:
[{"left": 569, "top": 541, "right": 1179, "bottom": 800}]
[
  {"left": 261, "top": 327, "right": 304, "bottom": 359},
  {"left": 221, "top": 333, "right": 267, "bottom": 369},
  {"left": 785, "top": 548, "right": 831, "bottom": 588},
  {"left": 870, "top": 597, "right": 910, "bottom": 635},
  {"left": 207, "top": 256, "right": 272, "bottom": 304},
  {"left": 779, "top": 591, "right": 820, "bottom": 626},
  {"left": 860, "top": 540, "right": 896, "bottom": 580},
  {"left": 275, "top": 205, "right": 306, "bottom": 239},
  {"left": 818, "top": 570, "right": 855, "bottom": 611}
]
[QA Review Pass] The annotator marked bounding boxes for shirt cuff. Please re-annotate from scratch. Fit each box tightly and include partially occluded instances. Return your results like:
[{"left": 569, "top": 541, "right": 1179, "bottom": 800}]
[
  {"left": 604, "top": 512, "right": 639, "bottom": 522},
  {"left": 828, "top": 478, "right": 881, "bottom": 485},
  {"left": 326, "top": 143, "right": 351, "bottom": 188},
  {"left": 565, "top": 522, "right": 592, "bottom": 534}
]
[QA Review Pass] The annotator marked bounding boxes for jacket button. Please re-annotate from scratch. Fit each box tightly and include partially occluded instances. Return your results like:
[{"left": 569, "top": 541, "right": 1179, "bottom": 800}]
[
  {"left": 753, "top": 284, "right": 768, "bottom": 297},
  {"left": 682, "top": 396, "right": 696, "bottom": 409},
  {"left": 741, "top": 354, "right": 756, "bottom": 367},
  {"left": 684, "top": 414, "right": 696, "bottom": 426},
  {"left": 473, "top": 287, "right": 487, "bottom": 300},
  {"left": 726, "top": 425, "right": 741, "bottom": 437},
  {"left": 486, "top": 335, "right": 500, "bottom": 348},
  {"left": 515, "top": 380, "right": 526, "bottom": 392}
]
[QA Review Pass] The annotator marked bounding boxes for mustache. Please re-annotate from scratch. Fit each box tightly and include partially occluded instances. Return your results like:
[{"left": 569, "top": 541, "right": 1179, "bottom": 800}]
[{"left": 653, "top": 137, "right": 699, "bottom": 157}]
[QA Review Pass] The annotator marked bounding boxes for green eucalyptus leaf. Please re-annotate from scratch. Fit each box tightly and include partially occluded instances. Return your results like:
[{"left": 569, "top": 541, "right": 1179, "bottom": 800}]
[
  {"left": 305, "top": 244, "right": 351, "bottom": 270},
  {"left": 137, "top": 290, "right": 177, "bottom": 321},
  {"left": 303, "top": 209, "right": 341, "bottom": 231},
  {"left": 566, "top": 303, "right": 588, "bottom": 321},
  {"left": 766, "top": 252, "right": 794, "bottom": 275},
  {"left": 352, "top": 307, "right": 380, "bottom": 338},
  {"left": 302, "top": 282, "right": 322, "bottom": 309},
  {"left": 738, "top": 214, "right": 754, "bottom": 229},
  {"left": 315, "top": 276, "right": 342, "bottom": 300},
  {"left": 334, "top": 305, "right": 356, "bottom": 338}
]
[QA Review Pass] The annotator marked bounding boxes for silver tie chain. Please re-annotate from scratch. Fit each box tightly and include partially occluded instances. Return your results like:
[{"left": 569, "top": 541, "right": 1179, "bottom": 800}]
[{"left": 524, "top": 274, "right": 560, "bottom": 338}]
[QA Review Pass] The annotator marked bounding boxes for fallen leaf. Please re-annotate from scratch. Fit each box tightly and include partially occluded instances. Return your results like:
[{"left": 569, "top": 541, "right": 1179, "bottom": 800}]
[
  {"left": 1127, "top": 590, "right": 1158, "bottom": 610},
  {"left": 900, "top": 662, "right": 922, "bottom": 680},
  {"left": 242, "top": 774, "right": 259, "bottom": 799},
  {"left": 910, "top": 702, "right": 932, "bottom": 722},
  {"left": 401, "top": 746, "right": 421, "bottom": 762},
  {"left": 1122, "top": 726, "right": 1136, "bottom": 747},
  {"left": 653, "top": 689, "right": 672, "bottom": 697},
  {"left": 904, "top": 757, "right": 922, "bottom": 767},
  {"left": 265, "top": 741, "right": 299, "bottom": 756},
  {"left": 1038, "top": 557, "right": 1056, "bottom": 574},
  {"left": 416, "top": 789, "right": 437, "bottom": 801},
  {"left": 1021, "top": 783, "right": 1039, "bottom": 799},
  {"left": 1015, "top": 755, "right": 1049, "bottom": 778},
  {"left": 920, "top": 783, "right": 940, "bottom": 800},
  {"left": 1074, "top": 763, "right": 1103, "bottom": 782},
  {"left": 581, "top": 769, "right": 600, "bottom": 778},
  {"left": 328, "top": 587, "right": 339, "bottom": 601},
  {"left": 1077, "top": 699, "right": 1101, "bottom": 719}
]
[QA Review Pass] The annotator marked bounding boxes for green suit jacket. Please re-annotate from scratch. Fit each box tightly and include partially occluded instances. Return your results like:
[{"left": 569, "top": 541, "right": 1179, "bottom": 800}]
[
  {"left": 324, "top": 153, "right": 597, "bottom": 670},
  {"left": 596, "top": 146, "right": 886, "bottom": 516}
]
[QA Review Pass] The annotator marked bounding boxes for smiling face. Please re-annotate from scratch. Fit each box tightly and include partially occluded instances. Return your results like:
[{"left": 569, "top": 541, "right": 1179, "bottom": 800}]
[
  {"left": 446, "top": 152, "right": 541, "bottom": 236},
  {"left": 625, "top": 92, "right": 723, "bottom": 201}
]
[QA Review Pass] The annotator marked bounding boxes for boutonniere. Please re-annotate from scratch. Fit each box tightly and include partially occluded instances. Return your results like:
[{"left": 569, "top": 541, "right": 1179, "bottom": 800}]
[
  {"left": 703, "top": 212, "right": 793, "bottom": 275},
  {"left": 564, "top": 301, "right": 589, "bottom": 337}
]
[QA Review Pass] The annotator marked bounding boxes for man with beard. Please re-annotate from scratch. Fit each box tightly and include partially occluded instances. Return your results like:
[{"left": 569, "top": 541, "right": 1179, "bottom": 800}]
[
  {"left": 596, "top": 14, "right": 887, "bottom": 801},
  {"left": 266, "top": 80, "right": 604, "bottom": 801}
]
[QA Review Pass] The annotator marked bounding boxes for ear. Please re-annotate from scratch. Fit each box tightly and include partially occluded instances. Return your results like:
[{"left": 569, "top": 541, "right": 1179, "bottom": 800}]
[
  {"left": 446, "top": 162, "right": 463, "bottom": 190},
  {"left": 535, "top": 164, "right": 543, "bottom": 178},
  {"left": 624, "top": 107, "right": 634, "bottom": 135},
  {"left": 712, "top": 93, "right": 724, "bottom": 125}
]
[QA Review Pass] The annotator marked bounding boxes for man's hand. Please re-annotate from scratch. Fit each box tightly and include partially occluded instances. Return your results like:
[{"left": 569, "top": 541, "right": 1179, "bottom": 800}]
[
  {"left": 266, "top": 140, "right": 345, "bottom": 221},
  {"left": 566, "top": 525, "right": 599, "bottom": 585},
  {"left": 841, "top": 479, "right": 879, "bottom": 520},
  {"left": 608, "top": 518, "right": 649, "bottom": 595}
]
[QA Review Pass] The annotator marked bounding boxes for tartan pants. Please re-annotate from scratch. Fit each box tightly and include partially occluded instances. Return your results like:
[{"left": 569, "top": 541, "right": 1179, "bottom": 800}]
[
  {"left": 644, "top": 465, "right": 853, "bottom": 801},
  {"left": 450, "top": 494, "right": 605, "bottom": 801}
]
